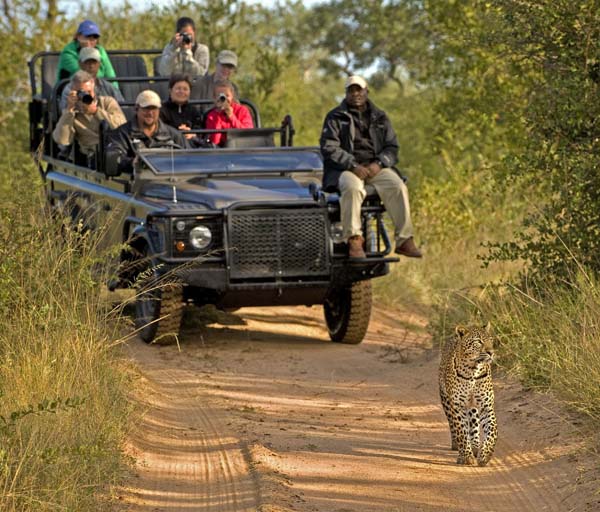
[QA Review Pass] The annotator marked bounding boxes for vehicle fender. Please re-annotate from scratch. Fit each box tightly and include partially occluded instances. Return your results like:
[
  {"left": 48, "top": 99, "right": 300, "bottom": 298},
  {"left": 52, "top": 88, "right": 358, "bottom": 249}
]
[{"left": 123, "top": 220, "right": 160, "bottom": 260}]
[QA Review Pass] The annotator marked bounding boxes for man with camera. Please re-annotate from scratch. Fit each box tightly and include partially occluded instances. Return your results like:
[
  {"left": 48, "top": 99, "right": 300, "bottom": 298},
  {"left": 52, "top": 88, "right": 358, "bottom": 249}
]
[
  {"left": 59, "top": 47, "right": 123, "bottom": 111},
  {"left": 53, "top": 70, "right": 126, "bottom": 167},
  {"left": 204, "top": 80, "right": 253, "bottom": 147},
  {"left": 158, "top": 17, "right": 210, "bottom": 77}
]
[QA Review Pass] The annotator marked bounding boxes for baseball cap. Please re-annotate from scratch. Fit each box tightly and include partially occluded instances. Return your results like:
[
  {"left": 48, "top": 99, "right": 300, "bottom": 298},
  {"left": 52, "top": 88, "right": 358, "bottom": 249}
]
[
  {"left": 345, "top": 75, "right": 368, "bottom": 90},
  {"left": 217, "top": 50, "right": 238, "bottom": 68},
  {"left": 77, "top": 20, "right": 101, "bottom": 37},
  {"left": 136, "top": 90, "right": 161, "bottom": 108},
  {"left": 79, "top": 47, "right": 101, "bottom": 62}
]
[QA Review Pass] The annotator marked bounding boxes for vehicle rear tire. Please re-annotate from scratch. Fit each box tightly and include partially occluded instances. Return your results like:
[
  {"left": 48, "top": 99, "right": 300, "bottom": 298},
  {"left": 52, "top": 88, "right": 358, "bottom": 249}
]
[
  {"left": 324, "top": 280, "right": 372, "bottom": 344},
  {"left": 134, "top": 251, "right": 183, "bottom": 345}
]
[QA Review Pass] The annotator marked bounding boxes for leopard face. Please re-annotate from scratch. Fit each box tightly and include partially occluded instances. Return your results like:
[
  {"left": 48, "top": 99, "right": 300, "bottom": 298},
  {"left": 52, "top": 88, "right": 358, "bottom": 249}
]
[{"left": 454, "top": 325, "right": 494, "bottom": 373}]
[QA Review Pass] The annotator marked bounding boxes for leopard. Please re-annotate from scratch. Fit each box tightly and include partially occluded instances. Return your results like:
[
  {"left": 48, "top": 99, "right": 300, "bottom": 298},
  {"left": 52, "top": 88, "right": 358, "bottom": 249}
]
[{"left": 438, "top": 324, "right": 497, "bottom": 466}]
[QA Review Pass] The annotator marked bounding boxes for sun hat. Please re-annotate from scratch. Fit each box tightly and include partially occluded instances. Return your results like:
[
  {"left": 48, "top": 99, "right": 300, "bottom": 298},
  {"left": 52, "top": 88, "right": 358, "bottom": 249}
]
[
  {"left": 345, "top": 75, "right": 368, "bottom": 89},
  {"left": 216, "top": 50, "right": 238, "bottom": 68},
  {"left": 79, "top": 47, "right": 101, "bottom": 62},
  {"left": 136, "top": 90, "right": 161, "bottom": 108}
]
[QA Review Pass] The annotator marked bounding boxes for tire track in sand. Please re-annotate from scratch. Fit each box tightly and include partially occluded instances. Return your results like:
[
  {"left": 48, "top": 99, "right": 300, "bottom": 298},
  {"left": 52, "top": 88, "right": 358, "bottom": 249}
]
[{"left": 118, "top": 341, "right": 260, "bottom": 512}]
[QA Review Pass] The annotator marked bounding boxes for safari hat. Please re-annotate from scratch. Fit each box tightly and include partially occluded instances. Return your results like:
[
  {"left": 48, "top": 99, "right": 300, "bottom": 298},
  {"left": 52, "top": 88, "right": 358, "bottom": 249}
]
[
  {"left": 79, "top": 47, "right": 101, "bottom": 62},
  {"left": 136, "top": 90, "right": 161, "bottom": 108},
  {"left": 217, "top": 50, "right": 238, "bottom": 68}
]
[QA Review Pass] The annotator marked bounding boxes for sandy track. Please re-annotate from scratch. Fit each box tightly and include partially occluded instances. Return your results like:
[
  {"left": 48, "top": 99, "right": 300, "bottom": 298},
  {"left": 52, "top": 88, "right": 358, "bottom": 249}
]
[{"left": 118, "top": 305, "right": 599, "bottom": 511}]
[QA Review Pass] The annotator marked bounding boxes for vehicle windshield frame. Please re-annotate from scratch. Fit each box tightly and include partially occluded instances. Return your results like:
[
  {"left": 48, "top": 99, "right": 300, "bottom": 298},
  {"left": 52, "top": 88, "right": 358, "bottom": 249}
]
[{"left": 137, "top": 147, "right": 323, "bottom": 176}]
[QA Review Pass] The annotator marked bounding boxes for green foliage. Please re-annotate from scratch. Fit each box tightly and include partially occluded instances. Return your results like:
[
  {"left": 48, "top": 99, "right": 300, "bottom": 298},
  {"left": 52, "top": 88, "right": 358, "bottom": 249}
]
[
  {"left": 0, "top": 171, "right": 131, "bottom": 510},
  {"left": 439, "top": 0, "right": 600, "bottom": 281},
  {"left": 432, "top": 271, "right": 600, "bottom": 421}
]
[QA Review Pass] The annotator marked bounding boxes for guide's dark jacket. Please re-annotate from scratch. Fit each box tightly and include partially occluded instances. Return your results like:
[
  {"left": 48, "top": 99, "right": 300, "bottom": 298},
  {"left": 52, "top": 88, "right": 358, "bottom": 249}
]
[
  {"left": 319, "top": 99, "right": 399, "bottom": 192},
  {"left": 106, "top": 118, "right": 189, "bottom": 173}
]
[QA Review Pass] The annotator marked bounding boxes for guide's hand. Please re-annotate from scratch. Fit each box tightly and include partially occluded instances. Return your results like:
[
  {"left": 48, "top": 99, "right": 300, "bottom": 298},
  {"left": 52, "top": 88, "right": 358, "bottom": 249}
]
[
  {"left": 352, "top": 164, "right": 370, "bottom": 180},
  {"left": 367, "top": 161, "right": 382, "bottom": 178}
]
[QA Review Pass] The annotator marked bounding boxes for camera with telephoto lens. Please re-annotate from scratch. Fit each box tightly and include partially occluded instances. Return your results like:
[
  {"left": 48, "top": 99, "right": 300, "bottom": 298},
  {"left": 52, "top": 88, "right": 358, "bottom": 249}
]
[
  {"left": 180, "top": 32, "right": 192, "bottom": 44},
  {"left": 218, "top": 93, "right": 227, "bottom": 103},
  {"left": 76, "top": 90, "right": 94, "bottom": 105}
]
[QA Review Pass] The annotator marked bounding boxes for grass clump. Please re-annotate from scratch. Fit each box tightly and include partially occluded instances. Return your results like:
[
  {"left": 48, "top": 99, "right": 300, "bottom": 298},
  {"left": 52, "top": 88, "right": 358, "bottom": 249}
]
[
  {"left": 0, "top": 177, "right": 131, "bottom": 511},
  {"left": 465, "top": 274, "right": 600, "bottom": 421}
]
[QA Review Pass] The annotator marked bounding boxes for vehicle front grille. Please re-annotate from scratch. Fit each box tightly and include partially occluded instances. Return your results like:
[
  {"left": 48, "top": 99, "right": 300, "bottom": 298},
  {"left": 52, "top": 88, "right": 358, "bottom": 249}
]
[{"left": 228, "top": 208, "right": 330, "bottom": 279}]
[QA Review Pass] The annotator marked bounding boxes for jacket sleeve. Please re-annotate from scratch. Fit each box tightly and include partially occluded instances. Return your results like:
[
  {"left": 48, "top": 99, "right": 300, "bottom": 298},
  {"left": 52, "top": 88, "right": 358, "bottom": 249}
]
[
  {"left": 319, "top": 111, "right": 356, "bottom": 170},
  {"left": 96, "top": 97, "right": 127, "bottom": 130},
  {"left": 52, "top": 110, "right": 76, "bottom": 146},
  {"left": 377, "top": 114, "right": 399, "bottom": 169},
  {"left": 193, "top": 44, "right": 210, "bottom": 76},
  {"left": 106, "top": 126, "right": 135, "bottom": 173},
  {"left": 158, "top": 43, "right": 177, "bottom": 76},
  {"left": 229, "top": 105, "right": 254, "bottom": 129},
  {"left": 98, "top": 46, "right": 117, "bottom": 80},
  {"left": 205, "top": 110, "right": 223, "bottom": 146},
  {"left": 174, "top": 129, "right": 190, "bottom": 149},
  {"left": 56, "top": 42, "right": 80, "bottom": 82}
]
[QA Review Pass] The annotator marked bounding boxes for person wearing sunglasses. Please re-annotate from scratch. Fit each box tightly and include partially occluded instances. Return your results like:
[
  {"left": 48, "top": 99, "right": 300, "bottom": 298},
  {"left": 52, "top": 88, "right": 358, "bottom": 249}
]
[{"left": 56, "top": 20, "right": 117, "bottom": 83}]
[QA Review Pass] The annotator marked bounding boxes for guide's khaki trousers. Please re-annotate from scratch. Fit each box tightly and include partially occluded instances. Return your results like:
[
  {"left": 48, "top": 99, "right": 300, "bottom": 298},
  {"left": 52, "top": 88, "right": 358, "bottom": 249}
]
[{"left": 338, "top": 168, "right": 414, "bottom": 244}]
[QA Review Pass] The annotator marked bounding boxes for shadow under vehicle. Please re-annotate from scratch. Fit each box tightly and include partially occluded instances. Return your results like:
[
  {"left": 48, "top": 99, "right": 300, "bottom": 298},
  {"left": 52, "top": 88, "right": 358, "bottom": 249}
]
[{"left": 28, "top": 49, "right": 399, "bottom": 344}]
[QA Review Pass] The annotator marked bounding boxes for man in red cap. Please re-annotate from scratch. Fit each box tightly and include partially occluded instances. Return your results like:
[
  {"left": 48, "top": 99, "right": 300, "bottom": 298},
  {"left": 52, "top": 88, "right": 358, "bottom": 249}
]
[{"left": 320, "top": 75, "right": 422, "bottom": 259}]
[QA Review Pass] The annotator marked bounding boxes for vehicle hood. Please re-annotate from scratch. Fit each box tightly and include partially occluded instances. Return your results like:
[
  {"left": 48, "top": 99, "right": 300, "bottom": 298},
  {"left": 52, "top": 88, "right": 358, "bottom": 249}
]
[{"left": 140, "top": 176, "right": 315, "bottom": 209}]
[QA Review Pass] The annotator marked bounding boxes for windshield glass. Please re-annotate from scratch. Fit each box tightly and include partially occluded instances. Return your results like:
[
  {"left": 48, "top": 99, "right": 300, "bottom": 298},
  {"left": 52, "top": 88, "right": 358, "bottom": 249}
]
[{"left": 141, "top": 149, "right": 323, "bottom": 175}]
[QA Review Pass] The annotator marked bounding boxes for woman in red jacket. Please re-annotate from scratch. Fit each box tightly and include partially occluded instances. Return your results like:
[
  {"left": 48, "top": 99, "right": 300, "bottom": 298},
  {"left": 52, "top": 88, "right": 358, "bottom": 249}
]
[{"left": 204, "top": 80, "right": 253, "bottom": 147}]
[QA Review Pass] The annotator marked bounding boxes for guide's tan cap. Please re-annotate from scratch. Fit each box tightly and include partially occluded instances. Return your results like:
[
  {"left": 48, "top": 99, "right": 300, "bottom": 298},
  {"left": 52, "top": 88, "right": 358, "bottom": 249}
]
[
  {"left": 136, "top": 90, "right": 161, "bottom": 108},
  {"left": 345, "top": 75, "right": 368, "bottom": 89}
]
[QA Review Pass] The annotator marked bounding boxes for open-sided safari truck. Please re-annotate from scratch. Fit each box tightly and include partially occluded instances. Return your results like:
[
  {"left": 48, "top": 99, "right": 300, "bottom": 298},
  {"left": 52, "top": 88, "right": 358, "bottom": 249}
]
[{"left": 28, "top": 49, "right": 399, "bottom": 344}]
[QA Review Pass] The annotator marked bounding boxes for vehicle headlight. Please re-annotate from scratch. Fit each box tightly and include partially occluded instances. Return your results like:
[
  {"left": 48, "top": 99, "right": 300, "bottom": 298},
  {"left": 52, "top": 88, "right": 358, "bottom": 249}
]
[
  {"left": 330, "top": 221, "right": 344, "bottom": 244},
  {"left": 189, "top": 225, "right": 212, "bottom": 249}
]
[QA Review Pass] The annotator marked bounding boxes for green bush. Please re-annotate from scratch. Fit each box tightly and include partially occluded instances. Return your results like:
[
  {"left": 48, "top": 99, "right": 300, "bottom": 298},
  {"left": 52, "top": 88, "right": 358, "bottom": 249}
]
[{"left": 0, "top": 171, "right": 131, "bottom": 511}]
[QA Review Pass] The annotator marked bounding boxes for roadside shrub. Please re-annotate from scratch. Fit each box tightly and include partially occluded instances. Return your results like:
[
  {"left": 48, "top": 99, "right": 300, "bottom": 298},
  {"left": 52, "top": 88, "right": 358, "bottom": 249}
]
[{"left": 0, "top": 171, "right": 131, "bottom": 511}]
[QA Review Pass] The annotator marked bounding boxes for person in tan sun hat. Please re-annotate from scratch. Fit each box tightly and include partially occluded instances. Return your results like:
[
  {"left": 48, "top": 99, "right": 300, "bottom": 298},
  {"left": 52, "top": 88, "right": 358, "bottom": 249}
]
[{"left": 320, "top": 75, "right": 422, "bottom": 259}]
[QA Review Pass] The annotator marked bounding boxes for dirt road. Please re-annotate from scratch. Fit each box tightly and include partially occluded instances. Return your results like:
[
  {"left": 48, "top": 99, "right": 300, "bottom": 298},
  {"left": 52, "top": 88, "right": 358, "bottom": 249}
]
[{"left": 118, "top": 305, "right": 599, "bottom": 511}]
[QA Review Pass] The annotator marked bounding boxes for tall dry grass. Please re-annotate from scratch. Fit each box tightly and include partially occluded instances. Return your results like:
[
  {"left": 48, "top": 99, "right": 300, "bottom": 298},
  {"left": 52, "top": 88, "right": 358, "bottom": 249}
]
[
  {"left": 0, "top": 188, "right": 131, "bottom": 511},
  {"left": 471, "top": 274, "right": 600, "bottom": 421}
]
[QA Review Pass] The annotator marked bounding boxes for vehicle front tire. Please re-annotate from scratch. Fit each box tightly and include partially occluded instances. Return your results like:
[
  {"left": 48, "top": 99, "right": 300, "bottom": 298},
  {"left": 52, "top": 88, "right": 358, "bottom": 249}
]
[
  {"left": 134, "top": 252, "right": 183, "bottom": 345},
  {"left": 324, "top": 280, "right": 372, "bottom": 344}
]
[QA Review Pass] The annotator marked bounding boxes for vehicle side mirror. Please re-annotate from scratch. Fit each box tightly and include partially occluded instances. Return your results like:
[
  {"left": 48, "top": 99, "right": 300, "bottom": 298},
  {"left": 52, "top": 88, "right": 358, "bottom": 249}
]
[{"left": 104, "top": 150, "right": 121, "bottom": 177}]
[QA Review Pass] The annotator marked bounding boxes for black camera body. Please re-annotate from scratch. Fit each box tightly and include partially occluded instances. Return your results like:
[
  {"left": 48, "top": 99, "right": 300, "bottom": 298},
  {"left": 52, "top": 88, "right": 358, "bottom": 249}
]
[
  {"left": 77, "top": 90, "right": 94, "bottom": 105},
  {"left": 180, "top": 32, "right": 192, "bottom": 45}
]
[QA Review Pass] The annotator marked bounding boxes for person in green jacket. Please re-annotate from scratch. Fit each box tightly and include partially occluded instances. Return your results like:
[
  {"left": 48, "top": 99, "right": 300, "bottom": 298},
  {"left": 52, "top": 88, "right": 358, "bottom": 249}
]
[{"left": 56, "top": 20, "right": 116, "bottom": 83}]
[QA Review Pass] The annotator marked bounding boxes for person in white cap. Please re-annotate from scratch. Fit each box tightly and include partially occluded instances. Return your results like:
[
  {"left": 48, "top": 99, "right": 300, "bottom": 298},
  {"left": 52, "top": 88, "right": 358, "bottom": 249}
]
[
  {"left": 59, "top": 47, "right": 124, "bottom": 111},
  {"left": 158, "top": 16, "right": 210, "bottom": 77},
  {"left": 53, "top": 70, "right": 126, "bottom": 168},
  {"left": 106, "top": 90, "right": 189, "bottom": 174},
  {"left": 320, "top": 75, "right": 422, "bottom": 259}
]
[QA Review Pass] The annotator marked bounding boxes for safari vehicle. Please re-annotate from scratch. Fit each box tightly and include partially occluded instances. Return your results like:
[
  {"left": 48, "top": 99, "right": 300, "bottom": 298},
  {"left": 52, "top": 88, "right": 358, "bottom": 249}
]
[{"left": 28, "top": 49, "right": 399, "bottom": 344}]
